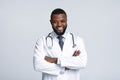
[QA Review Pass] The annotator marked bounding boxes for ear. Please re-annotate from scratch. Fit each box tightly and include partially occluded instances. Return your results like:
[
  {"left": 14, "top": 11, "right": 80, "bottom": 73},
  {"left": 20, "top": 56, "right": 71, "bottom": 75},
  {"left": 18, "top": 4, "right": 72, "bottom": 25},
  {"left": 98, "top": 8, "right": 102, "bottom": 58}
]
[{"left": 50, "top": 20, "right": 52, "bottom": 24}]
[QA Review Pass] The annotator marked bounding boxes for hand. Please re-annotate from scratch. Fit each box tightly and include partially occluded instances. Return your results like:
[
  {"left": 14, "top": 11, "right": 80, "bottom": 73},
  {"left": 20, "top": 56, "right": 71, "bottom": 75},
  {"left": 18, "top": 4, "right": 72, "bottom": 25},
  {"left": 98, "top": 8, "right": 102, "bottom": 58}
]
[
  {"left": 65, "top": 50, "right": 81, "bottom": 70},
  {"left": 45, "top": 56, "right": 57, "bottom": 64},
  {"left": 72, "top": 50, "right": 81, "bottom": 56}
]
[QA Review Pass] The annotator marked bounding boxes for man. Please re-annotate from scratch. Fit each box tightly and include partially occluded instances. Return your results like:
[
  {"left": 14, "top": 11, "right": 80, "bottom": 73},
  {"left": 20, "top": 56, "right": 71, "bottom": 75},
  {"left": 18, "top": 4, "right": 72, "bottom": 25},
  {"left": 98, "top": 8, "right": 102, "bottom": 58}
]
[{"left": 33, "top": 8, "right": 87, "bottom": 80}]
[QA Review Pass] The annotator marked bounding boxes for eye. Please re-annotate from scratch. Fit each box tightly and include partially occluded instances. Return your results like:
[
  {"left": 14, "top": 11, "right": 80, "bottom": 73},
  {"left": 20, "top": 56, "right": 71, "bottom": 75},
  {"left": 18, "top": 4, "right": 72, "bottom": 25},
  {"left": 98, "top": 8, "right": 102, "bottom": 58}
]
[
  {"left": 61, "top": 20, "right": 65, "bottom": 23},
  {"left": 51, "top": 21, "right": 57, "bottom": 24}
]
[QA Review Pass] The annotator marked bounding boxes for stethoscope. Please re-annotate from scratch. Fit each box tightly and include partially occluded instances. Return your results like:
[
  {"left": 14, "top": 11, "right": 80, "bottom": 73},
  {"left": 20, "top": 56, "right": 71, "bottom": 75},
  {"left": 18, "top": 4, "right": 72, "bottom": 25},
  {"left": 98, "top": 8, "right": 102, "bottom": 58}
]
[{"left": 46, "top": 32, "right": 76, "bottom": 49}]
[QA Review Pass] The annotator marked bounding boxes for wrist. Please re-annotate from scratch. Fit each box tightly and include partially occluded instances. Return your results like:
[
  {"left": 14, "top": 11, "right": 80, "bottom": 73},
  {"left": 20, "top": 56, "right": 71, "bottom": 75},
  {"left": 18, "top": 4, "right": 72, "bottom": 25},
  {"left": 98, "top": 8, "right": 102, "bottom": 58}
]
[
  {"left": 45, "top": 56, "right": 57, "bottom": 64},
  {"left": 54, "top": 58, "right": 57, "bottom": 64}
]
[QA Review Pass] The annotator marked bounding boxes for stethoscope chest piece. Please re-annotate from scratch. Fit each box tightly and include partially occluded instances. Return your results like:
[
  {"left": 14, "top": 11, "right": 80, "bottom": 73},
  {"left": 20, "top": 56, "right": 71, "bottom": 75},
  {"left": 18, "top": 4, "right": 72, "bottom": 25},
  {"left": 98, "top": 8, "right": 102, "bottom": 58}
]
[{"left": 72, "top": 44, "right": 77, "bottom": 48}]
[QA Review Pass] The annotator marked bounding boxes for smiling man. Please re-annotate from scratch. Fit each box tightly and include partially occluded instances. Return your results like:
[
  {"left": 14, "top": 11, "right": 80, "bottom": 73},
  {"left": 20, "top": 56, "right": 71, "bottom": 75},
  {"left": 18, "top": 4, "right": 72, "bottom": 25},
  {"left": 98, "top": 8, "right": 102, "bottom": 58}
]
[
  {"left": 33, "top": 8, "right": 87, "bottom": 80},
  {"left": 50, "top": 9, "right": 67, "bottom": 35}
]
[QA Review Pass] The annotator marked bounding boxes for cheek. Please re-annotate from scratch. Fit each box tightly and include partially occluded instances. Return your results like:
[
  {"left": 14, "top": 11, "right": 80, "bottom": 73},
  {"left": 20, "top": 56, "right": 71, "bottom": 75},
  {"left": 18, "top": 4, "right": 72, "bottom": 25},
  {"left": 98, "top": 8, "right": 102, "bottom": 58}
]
[
  {"left": 52, "top": 23, "right": 57, "bottom": 27},
  {"left": 63, "top": 23, "right": 67, "bottom": 27}
]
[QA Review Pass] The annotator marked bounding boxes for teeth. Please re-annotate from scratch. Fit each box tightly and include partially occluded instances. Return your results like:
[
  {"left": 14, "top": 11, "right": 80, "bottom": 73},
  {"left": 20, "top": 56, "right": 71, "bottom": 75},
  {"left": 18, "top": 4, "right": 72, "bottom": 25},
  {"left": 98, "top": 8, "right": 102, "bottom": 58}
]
[{"left": 58, "top": 27, "right": 63, "bottom": 30}]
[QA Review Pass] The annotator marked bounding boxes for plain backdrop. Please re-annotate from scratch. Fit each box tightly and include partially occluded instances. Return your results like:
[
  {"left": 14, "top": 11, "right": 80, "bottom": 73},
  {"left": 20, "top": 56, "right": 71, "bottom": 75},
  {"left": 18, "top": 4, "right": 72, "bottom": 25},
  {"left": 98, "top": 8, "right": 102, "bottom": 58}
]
[{"left": 0, "top": 0, "right": 120, "bottom": 80}]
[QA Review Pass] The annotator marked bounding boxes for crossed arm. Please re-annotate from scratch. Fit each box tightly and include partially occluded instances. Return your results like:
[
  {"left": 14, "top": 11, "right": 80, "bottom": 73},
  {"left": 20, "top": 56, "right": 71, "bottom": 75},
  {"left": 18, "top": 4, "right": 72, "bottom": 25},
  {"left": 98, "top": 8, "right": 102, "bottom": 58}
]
[
  {"left": 45, "top": 50, "right": 80, "bottom": 64},
  {"left": 34, "top": 37, "right": 87, "bottom": 75}
]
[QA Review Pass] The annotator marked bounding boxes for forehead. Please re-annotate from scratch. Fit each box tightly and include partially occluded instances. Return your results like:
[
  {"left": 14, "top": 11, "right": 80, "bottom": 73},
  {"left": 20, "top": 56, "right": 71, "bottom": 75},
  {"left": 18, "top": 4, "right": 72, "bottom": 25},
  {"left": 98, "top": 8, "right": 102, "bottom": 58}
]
[{"left": 51, "top": 14, "right": 67, "bottom": 20}]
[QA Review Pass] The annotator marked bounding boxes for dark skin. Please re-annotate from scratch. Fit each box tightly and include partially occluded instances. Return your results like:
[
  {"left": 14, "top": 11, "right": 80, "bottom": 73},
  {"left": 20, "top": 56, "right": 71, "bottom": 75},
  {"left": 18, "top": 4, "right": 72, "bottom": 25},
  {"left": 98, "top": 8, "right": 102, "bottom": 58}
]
[
  {"left": 51, "top": 14, "right": 67, "bottom": 34},
  {"left": 45, "top": 13, "right": 81, "bottom": 69}
]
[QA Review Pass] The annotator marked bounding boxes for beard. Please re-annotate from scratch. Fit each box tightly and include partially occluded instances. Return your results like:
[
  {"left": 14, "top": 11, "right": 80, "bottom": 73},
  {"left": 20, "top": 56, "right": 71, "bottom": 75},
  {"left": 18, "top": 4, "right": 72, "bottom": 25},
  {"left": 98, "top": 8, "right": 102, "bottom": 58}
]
[{"left": 52, "top": 26, "right": 67, "bottom": 35}]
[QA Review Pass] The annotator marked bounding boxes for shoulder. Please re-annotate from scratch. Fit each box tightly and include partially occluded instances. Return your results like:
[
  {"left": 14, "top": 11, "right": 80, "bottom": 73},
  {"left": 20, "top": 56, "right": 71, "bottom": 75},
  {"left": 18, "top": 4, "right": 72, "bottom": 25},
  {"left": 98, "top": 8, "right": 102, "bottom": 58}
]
[
  {"left": 36, "top": 33, "right": 49, "bottom": 43},
  {"left": 67, "top": 32, "right": 84, "bottom": 41}
]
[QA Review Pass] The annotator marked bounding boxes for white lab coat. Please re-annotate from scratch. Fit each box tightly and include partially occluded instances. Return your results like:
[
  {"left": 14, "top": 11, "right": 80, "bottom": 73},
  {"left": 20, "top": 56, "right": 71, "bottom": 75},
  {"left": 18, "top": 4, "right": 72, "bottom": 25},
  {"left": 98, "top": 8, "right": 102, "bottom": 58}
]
[{"left": 33, "top": 31, "right": 87, "bottom": 80}]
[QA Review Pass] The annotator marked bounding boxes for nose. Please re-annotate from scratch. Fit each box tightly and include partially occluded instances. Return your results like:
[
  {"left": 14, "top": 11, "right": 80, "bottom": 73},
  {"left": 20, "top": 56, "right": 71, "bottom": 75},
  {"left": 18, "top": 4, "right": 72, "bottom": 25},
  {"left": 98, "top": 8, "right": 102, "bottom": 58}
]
[{"left": 57, "top": 22, "right": 62, "bottom": 27}]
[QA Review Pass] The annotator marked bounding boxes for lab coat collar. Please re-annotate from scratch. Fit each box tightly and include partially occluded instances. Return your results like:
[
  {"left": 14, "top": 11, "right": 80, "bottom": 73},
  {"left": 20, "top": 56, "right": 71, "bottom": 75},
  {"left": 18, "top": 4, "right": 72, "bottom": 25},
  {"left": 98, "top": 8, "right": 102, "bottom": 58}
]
[
  {"left": 51, "top": 31, "right": 68, "bottom": 39},
  {"left": 50, "top": 31, "right": 70, "bottom": 52}
]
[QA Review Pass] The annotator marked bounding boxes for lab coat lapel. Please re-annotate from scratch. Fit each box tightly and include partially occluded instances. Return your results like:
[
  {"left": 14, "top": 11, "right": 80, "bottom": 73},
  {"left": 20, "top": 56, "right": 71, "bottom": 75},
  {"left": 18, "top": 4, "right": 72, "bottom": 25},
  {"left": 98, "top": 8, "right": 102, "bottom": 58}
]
[
  {"left": 62, "top": 33, "right": 75, "bottom": 57},
  {"left": 47, "top": 39, "right": 61, "bottom": 57},
  {"left": 50, "top": 32, "right": 62, "bottom": 57},
  {"left": 53, "top": 38, "right": 62, "bottom": 54},
  {"left": 62, "top": 33, "right": 71, "bottom": 54}
]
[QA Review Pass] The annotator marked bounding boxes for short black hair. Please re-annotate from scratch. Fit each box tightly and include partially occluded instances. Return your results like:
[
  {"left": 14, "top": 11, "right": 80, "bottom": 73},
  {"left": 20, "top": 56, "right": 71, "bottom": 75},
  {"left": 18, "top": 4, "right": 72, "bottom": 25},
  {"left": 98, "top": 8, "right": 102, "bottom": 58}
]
[{"left": 50, "top": 8, "right": 67, "bottom": 19}]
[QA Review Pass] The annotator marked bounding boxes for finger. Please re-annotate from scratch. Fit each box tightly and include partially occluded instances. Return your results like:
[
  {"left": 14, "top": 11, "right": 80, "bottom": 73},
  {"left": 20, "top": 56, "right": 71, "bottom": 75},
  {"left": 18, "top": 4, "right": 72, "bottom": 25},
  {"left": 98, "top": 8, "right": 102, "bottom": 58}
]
[
  {"left": 74, "top": 50, "right": 79, "bottom": 56},
  {"left": 78, "top": 50, "right": 81, "bottom": 53},
  {"left": 73, "top": 50, "right": 77, "bottom": 56},
  {"left": 74, "top": 50, "right": 77, "bottom": 54},
  {"left": 77, "top": 50, "right": 81, "bottom": 55},
  {"left": 77, "top": 50, "right": 80, "bottom": 54}
]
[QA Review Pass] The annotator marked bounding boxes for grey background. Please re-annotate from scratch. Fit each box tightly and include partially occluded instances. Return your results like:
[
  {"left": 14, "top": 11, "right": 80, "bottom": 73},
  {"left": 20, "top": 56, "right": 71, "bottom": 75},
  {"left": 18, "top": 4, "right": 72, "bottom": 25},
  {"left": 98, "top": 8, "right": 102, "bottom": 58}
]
[{"left": 0, "top": 0, "right": 120, "bottom": 80}]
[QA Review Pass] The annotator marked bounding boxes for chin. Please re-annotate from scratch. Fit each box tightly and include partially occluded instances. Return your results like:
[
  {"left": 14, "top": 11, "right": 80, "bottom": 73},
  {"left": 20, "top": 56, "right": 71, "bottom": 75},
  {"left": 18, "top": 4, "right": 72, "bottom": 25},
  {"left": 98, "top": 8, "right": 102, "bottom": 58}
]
[
  {"left": 52, "top": 26, "right": 67, "bottom": 35},
  {"left": 58, "top": 32, "right": 65, "bottom": 35}
]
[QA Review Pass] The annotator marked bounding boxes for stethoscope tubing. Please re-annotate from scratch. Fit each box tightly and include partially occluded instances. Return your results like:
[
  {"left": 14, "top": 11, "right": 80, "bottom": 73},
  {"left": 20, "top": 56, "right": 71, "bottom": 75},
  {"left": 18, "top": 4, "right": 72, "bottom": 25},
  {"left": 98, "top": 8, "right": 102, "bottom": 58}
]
[{"left": 46, "top": 32, "right": 76, "bottom": 49}]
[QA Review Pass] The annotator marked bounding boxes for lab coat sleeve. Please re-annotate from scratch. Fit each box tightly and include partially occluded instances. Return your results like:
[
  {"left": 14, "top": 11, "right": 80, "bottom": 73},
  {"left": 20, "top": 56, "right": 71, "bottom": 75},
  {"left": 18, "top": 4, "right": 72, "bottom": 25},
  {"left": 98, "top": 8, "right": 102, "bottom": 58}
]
[
  {"left": 59, "top": 37, "right": 87, "bottom": 69},
  {"left": 33, "top": 37, "right": 60, "bottom": 76}
]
